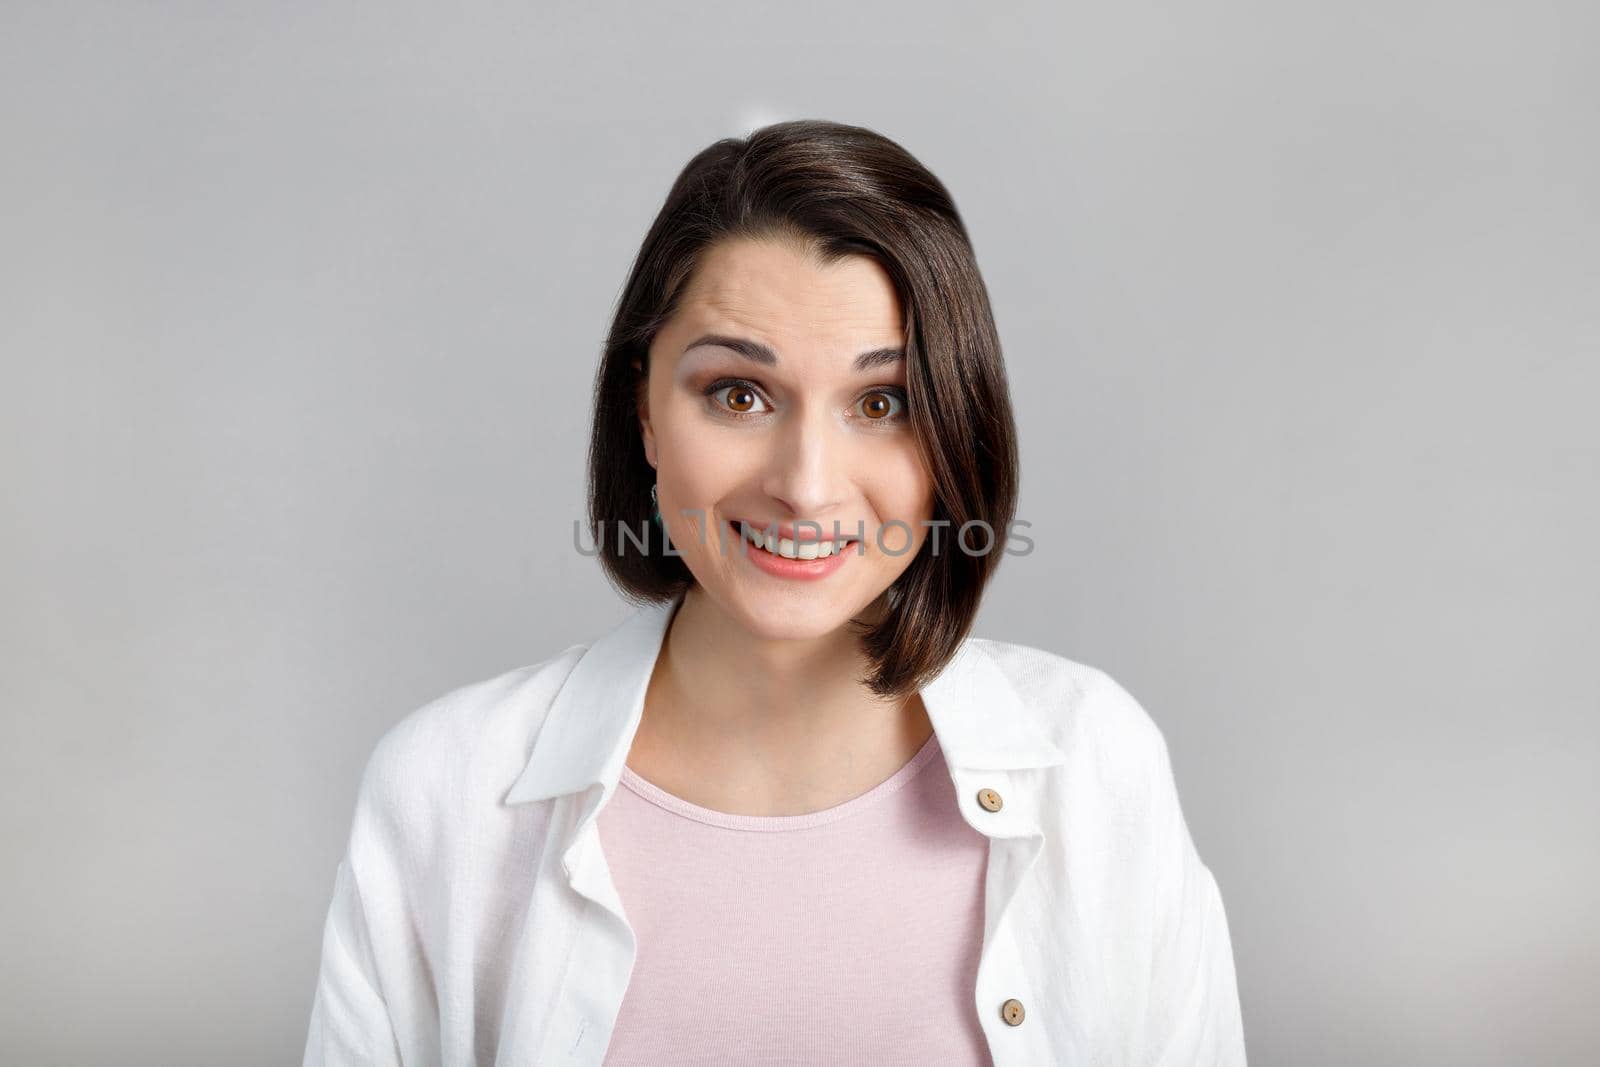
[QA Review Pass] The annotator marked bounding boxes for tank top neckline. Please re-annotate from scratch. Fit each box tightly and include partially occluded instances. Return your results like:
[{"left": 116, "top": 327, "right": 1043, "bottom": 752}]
[{"left": 615, "top": 730, "right": 942, "bottom": 832}]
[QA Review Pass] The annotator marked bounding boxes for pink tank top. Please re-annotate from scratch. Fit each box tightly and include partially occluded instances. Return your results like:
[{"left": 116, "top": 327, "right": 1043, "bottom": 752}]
[{"left": 595, "top": 732, "right": 994, "bottom": 1065}]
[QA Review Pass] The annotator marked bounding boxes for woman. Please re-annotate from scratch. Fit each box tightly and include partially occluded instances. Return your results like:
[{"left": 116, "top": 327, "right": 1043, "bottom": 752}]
[{"left": 304, "top": 119, "right": 1246, "bottom": 1066}]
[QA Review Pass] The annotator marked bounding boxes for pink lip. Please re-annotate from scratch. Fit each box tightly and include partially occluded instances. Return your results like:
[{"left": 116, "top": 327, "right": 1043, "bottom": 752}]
[{"left": 731, "top": 521, "right": 859, "bottom": 582}]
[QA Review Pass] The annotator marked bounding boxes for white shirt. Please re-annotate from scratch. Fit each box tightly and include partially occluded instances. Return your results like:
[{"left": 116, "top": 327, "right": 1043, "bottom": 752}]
[{"left": 303, "top": 591, "right": 1247, "bottom": 1065}]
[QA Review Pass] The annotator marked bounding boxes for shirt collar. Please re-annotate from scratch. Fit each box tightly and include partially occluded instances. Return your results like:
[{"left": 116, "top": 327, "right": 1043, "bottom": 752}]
[{"left": 506, "top": 590, "right": 1066, "bottom": 806}]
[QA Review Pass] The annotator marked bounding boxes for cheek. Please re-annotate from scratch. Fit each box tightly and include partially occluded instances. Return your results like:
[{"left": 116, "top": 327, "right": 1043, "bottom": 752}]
[
  {"left": 655, "top": 415, "right": 751, "bottom": 509},
  {"left": 866, "top": 448, "right": 937, "bottom": 522},
  {"left": 672, "top": 464, "right": 735, "bottom": 509}
]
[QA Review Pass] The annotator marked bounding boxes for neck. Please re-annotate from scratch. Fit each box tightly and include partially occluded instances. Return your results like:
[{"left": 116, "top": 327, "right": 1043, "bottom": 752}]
[{"left": 629, "top": 584, "right": 932, "bottom": 815}]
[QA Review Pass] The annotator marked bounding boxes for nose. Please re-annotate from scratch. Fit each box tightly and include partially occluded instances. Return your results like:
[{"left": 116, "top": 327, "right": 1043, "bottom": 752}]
[{"left": 761, "top": 408, "right": 845, "bottom": 520}]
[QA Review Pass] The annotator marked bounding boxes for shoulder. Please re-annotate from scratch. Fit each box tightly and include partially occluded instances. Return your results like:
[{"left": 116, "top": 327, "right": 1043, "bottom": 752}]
[
  {"left": 970, "top": 635, "right": 1175, "bottom": 792},
  {"left": 346, "top": 643, "right": 589, "bottom": 848},
  {"left": 971, "top": 635, "right": 1206, "bottom": 886},
  {"left": 368, "top": 642, "right": 588, "bottom": 775}
]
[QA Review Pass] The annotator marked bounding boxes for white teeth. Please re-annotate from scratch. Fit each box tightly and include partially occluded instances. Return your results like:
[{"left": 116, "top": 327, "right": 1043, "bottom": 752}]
[{"left": 739, "top": 523, "right": 854, "bottom": 561}]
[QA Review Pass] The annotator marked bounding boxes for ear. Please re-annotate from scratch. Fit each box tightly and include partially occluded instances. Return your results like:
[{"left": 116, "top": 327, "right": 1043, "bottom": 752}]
[{"left": 632, "top": 357, "right": 657, "bottom": 469}]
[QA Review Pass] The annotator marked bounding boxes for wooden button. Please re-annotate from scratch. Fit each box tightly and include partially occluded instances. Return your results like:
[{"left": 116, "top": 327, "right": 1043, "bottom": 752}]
[
  {"left": 1000, "top": 998, "right": 1026, "bottom": 1025},
  {"left": 977, "top": 787, "right": 1004, "bottom": 812}
]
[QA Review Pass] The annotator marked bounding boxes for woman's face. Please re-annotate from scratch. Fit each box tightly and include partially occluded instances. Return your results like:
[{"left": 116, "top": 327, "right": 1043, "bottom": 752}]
[{"left": 638, "top": 235, "right": 936, "bottom": 642}]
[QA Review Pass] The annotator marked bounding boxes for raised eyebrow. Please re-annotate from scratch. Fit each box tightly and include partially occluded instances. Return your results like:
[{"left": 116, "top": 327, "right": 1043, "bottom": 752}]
[
  {"left": 682, "top": 333, "right": 906, "bottom": 372},
  {"left": 852, "top": 346, "right": 906, "bottom": 372}
]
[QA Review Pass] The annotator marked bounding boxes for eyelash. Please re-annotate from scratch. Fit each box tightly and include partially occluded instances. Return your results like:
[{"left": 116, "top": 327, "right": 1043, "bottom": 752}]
[{"left": 702, "top": 377, "right": 910, "bottom": 425}]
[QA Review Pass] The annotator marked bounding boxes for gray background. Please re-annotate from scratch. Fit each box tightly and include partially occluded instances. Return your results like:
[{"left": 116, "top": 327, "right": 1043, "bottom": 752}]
[{"left": 3, "top": 2, "right": 1595, "bottom": 1064}]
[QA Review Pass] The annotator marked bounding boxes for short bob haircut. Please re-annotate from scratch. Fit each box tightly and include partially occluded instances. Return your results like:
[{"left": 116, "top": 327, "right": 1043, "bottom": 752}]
[{"left": 588, "top": 118, "right": 1020, "bottom": 700}]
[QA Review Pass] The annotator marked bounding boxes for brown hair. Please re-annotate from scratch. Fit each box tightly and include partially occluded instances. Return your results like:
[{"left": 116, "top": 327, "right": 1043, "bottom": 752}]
[{"left": 587, "top": 118, "right": 1020, "bottom": 699}]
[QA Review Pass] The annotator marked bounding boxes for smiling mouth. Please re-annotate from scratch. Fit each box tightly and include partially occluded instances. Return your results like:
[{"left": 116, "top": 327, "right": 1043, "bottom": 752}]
[{"left": 728, "top": 520, "right": 861, "bottom": 560}]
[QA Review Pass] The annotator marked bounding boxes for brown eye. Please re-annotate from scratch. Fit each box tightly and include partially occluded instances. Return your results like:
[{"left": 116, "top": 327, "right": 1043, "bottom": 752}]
[
  {"left": 705, "top": 381, "right": 770, "bottom": 417},
  {"left": 859, "top": 390, "right": 906, "bottom": 421}
]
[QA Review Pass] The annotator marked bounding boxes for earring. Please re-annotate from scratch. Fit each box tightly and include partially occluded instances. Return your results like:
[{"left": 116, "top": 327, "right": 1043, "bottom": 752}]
[{"left": 650, "top": 482, "right": 662, "bottom": 526}]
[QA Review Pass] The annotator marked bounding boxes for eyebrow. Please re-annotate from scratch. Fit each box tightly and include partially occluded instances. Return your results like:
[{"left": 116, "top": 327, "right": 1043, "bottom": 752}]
[{"left": 681, "top": 333, "right": 905, "bottom": 372}]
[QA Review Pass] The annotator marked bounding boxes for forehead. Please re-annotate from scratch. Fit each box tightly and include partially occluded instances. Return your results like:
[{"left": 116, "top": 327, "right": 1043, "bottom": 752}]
[{"left": 674, "top": 236, "right": 904, "bottom": 346}]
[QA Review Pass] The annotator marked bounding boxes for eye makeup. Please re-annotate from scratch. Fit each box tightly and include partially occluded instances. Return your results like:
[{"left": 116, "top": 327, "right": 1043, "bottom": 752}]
[{"left": 699, "top": 376, "right": 909, "bottom": 424}]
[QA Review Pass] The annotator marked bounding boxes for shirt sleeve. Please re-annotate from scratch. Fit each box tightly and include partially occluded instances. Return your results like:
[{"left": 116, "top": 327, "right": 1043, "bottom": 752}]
[
  {"left": 302, "top": 856, "right": 404, "bottom": 1066},
  {"left": 1143, "top": 725, "right": 1248, "bottom": 1066}
]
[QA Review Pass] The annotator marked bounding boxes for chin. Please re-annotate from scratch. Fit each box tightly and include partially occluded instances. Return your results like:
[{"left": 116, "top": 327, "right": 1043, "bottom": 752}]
[{"left": 731, "top": 581, "right": 892, "bottom": 640}]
